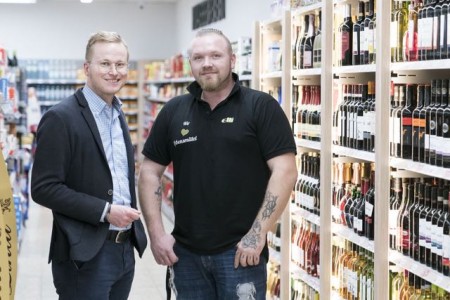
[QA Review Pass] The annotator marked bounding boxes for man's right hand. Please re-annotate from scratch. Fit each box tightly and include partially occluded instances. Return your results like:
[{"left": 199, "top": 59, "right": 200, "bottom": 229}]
[{"left": 150, "top": 233, "right": 178, "bottom": 266}]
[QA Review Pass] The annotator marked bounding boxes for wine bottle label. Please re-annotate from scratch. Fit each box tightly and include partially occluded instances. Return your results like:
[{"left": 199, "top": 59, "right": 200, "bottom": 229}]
[
  {"left": 291, "top": 243, "right": 301, "bottom": 264},
  {"left": 419, "top": 218, "right": 427, "bottom": 247},
  {"left": 425, "top": 220, "right": 432, "bottom": 249},
  {"left": 402, "top": 230, "right": 410, "bottom": 250},
  {"left": 443, "top": 234, "right": 450, "bottom": 265},
  {"left": 389, "top": 210, "right": 399, "bottom": 235},
  {"left": 365, "top": 202, "right": 374, "bottom": 217}
]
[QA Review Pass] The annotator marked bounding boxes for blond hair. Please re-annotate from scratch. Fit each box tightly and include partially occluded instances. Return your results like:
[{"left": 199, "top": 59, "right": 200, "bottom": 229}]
[{"left": 85, "top": 31, "right": 129, "bottom": 62}]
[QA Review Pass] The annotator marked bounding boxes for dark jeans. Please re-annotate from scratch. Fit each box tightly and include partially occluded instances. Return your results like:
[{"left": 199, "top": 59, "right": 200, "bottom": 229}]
[
  {"left": 170, "top": 243, "right": 267, "bottom": 300},
  {"left": 52, "top": 239, "right": 135, "bottom": 300}
]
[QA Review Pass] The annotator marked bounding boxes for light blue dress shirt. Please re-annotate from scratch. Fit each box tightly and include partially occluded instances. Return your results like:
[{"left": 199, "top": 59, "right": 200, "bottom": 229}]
[{"left": 83, "top": 86, "right": 131, "bottom": 230}]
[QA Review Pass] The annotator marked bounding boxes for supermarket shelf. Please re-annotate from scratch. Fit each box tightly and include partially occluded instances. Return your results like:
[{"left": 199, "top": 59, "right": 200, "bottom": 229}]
[
  {"left": 27, "top": 79, "right": 85, "bottom": 85},
  {"left": 145, "top": 95, "right": 171, "bottom": 103},
  {"left": 389, "top": 250, "right": 450, "bottom": 292},
  {"left": 292, "top": 68, "right": 321, "bottom": 77},
  {"left": 296, "top": 138, "right": 321, "bottom": 150},
  {"left": 333, "top": 64, "right": 376, "bottom": 74},
  {"left": 331, "top": 223, "right": 375, "bottom": 253},
  {"left": 292, "top": 2, "right": 322, "bottom": 15},
  {"left": 144, "top": 77, "right": 194, "bottom": 85},
  {"left": 261, "top": 71, "right": 283, "bottom": 79},
  {"left": 268, "top": 246, "right": 281, "bottom": 266},
  {"left": 291, "top": 204, "right": 320, "bottom": 226},
  {"left": 333, "top": 146, "right": 375, "bottom": 162},
  {"left": 390, "top": 157, "right": 450, "bottom": 180},
  {"left": 391, "top": 59, "right": 450, "bottom": 71},
  {"left": 290, "top": 263, "right": 320, "bottom": 292}
]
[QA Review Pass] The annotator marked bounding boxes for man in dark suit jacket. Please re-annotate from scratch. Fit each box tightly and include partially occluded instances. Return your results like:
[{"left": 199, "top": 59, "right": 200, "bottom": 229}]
[{"left": 31, "top": 31, "right": 147, "bottom": 300}]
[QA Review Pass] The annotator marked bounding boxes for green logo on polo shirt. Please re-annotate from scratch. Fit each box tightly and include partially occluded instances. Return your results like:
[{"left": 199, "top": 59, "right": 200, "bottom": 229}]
[{"left": 181, "top": 129, "right": 189, "bottom": 136}]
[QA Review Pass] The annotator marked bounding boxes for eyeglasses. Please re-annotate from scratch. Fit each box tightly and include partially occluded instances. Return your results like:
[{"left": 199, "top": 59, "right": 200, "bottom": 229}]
[{"left": 89, "top": 61, "right": 129, "bottom": 73}]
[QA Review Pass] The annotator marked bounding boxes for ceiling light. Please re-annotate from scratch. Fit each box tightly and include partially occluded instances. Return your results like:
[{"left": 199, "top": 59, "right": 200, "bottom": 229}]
[
  {"left": 0, "top": 0, "right": 36, "bottom": 3},
  {"left": 80, "top": 0, "right": 93, "bottom": 3}
]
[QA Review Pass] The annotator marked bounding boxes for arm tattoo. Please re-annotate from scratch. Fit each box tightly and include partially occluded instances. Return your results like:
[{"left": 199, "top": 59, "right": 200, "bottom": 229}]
[
  {"left": 242, "top": 219, "right": 261, "bottom": 249},
  {"left": 261, "top": 191, "right": 278, "bottom": 220},
  {"left": 154, "top": 185, "right": 162, "bottom": 209},
  {"left": 241, "top": 192, "right": 278, "bottom": 250}
]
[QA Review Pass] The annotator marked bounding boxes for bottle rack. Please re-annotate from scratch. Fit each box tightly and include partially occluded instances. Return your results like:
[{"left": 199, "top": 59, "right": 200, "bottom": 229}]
[{"left": 254, "top": 1, "right": 450, "bottom": 299}]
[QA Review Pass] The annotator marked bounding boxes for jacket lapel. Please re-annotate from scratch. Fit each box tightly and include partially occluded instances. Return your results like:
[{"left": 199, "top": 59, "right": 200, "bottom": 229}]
[{"left": 75, "top": 89, "right": 108, "bottom": 164}]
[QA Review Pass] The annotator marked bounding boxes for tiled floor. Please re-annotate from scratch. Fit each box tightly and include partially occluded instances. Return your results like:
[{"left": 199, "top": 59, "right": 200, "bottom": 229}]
[{"left": 15, "top": 200, "right": 173, "bottom": 300}]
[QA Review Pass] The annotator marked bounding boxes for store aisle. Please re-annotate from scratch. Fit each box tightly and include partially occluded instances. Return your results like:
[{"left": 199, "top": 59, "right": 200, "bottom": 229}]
[{"left": 15, "top": 200, "right": 172, "bottom": 300}]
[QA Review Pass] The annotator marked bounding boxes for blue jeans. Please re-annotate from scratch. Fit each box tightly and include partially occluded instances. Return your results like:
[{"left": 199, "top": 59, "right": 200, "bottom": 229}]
[
  {"left": 170, "top": 243, "right": 267, "bottom": 300},
  {"left": 52, "top": 240, "right": 135, "bottom": 300}
]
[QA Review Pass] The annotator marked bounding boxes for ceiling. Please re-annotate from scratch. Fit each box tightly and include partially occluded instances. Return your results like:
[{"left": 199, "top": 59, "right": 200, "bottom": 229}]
[{"left": 34, "top": 0, "right": 178, "bottom": 2}]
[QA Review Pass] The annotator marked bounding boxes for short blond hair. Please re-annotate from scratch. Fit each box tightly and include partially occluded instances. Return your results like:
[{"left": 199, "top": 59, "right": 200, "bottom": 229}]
[{"left": 85, "top": 31, "right": 129, "bottom": 62}]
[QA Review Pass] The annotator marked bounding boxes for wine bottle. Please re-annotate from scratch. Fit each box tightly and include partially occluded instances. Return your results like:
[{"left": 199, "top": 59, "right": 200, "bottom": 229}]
[
  {"left": 313, "top": 11, "right": 322, "bottom": 68},
  {"left": 429, "top": 79, "right": 441, "bottom": 165},
  {"left": 401, "top": 182, "right": 414, "bottom": 256},
  {"left": 391, "top": 1, "right": 400, "bottom": 62},
  {"left": 426, "top": 185, "right": 438, "bottom": 267},
  {"left": 398, "top": 1, "right": 410, "bottom": 62},
  {"left": 298, "top": 15, "right": 309, "bottom": 70},
  {"left": 353, "top": 1, "right": 365, "bottom": 65},
  {"left": 390, "top": 82, "right": 400, "bottom": 156},
  {"left": 412, "top": 84, "right": 426, "bottom": 162},
  {"left": 436, "top": 184, "right": 448, "bottom": 273},
  {"left": 365, "top": 163, "right": 375, "bottom": 240},
  {"left": 293, "top": 25, "right": 301, "bottom": 70},
  {"left": 303, "top": 14, "right": 316, "bottom": 69},
  {"left": 361, "top": 0, "right": 373, "bottom": 64},
  {"left": 417, "top": 0, "right": 430, "bottom": 60},
  {"left": 405, "top": 3, "right": 419, "bottom": 61},
  {"left": 442, "top": 188, "right": 450, "bottom": 276},
  {"left": 338, "top": 3, "right": 353, "bottom": 66},
  {"left": 395, "top": 84, "right": 406, "bottom": 158},
  {"left": 441, "top": 80, "right": 450, "bottom": 167},
  {"left": 401, "top": 84, "right": 417, "bottom": 159},
  {"left": 431, "top": 182, "right": 444, "bottom": 270},
  {"left": 420, "top": 84, "right": 432, "bottom": 163},
  {"left": 390, "top": 177, "right": 402, "bottom": 250},
  {"left": 439, "top": 0, "right": 448, "bottom": 59},
  {"left": 419, "top": 183, "right": 432, "bottom": 264},
  {"left": 426, "top": 0, "right": 436, "bottom": 60},
  {"left": 410, "top": 180, "right": 423, "bottom": 261},
  {"left": 367, "top": 0, "right": 377, "bottom": 64},
  {"left": 364, "top": 81, "right": 375, "bottom": 152},
  {"left": 434, "top": 0, "right": 443, "bottom": 59},
  {"left": 436, "top": 79, "right": 449, "bottom": 166},
  {"left": 425, "top": 80, "right": 437, "bottom": 163}
]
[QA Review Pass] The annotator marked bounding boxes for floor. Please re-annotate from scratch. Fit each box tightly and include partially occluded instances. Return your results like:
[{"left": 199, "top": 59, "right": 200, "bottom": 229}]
[{"left": 15, "top": 200, "right": 173, "bottom": 300}]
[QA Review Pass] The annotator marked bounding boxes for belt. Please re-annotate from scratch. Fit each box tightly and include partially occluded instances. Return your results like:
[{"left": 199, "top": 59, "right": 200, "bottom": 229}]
[{"left": 106, "top": 229, "right": 131, "bottom": 243}]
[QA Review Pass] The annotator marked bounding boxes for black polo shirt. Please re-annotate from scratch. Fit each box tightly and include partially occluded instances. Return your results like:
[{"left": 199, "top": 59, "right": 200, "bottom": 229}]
[{"left": 142, "top": 73, "right": 296, "bottom": 256}]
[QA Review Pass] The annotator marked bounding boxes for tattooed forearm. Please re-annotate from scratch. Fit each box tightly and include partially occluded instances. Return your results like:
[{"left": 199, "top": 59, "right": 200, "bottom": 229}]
[
  {"left": 242, "top": 219, "right": 262, "bottom": 249},
  {"left": 261, "top": 191, "right": 278, "bottom": 220},
  {"left": 154, "top": 185, "right": 162, "bottom": 209}
]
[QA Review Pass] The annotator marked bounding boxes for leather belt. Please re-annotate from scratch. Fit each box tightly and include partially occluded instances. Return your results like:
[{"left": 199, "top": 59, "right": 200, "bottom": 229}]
[{"left": 106, "top": 229, "right": 131, "bottom": 243}]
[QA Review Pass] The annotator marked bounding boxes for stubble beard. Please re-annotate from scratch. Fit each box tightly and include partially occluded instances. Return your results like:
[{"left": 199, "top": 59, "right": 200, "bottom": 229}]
[{"left": 198, "top": 72, "right": 232, "bottom": 92}]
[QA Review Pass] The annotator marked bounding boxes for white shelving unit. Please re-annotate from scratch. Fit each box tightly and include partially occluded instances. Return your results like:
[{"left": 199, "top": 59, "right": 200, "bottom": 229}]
[{"left": 253, "top": 1, "right": 450, "bottom": 299}]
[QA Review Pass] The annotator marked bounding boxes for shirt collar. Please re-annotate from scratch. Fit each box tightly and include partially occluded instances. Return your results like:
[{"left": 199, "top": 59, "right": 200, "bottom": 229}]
[{"left": 82, "top": 85, "right": 122, "bottom": 114}]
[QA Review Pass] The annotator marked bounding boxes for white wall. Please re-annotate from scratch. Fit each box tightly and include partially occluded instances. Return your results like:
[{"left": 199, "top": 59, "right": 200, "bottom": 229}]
[
  {"left": 175, "top": 0, "right": 273, "bottom": 53},
  {"left": 0, "top": 0, "right": 273, "bottom": 60},
  {"left": 0, "top": 1, "right": 177, "bottom": 60}
]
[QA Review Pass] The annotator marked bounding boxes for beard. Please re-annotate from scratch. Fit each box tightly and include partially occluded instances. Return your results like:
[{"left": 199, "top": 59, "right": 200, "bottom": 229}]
[{"left": 196, "top": 70, "right": 232, "bottom": 92}]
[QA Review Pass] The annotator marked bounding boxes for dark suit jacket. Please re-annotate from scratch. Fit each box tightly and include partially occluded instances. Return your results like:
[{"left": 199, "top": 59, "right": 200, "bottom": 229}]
[{"left": 31, "top": 88, "right": 147, "bottom": 263}]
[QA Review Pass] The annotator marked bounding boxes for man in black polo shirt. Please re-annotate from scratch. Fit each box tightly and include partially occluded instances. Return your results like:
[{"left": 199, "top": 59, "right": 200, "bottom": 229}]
[{"left": 138, "top": 28, "right": 297, "bottom": 300}]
